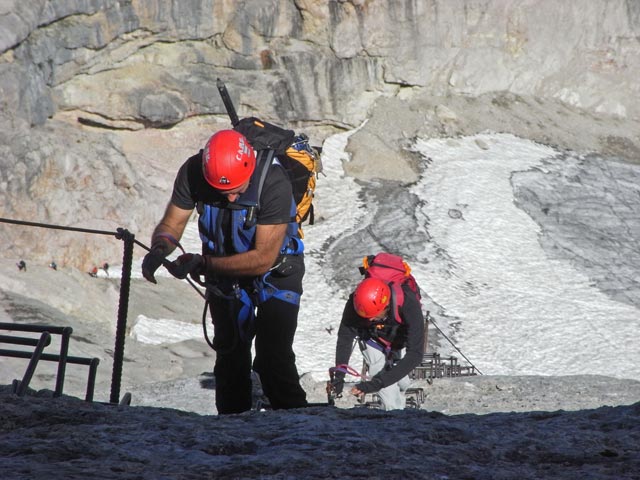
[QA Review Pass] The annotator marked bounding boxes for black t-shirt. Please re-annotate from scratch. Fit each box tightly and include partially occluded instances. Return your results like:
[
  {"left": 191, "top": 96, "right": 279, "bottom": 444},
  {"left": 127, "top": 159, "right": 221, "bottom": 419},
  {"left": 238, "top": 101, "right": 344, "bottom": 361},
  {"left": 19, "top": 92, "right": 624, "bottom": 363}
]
[{"left": 170, "top": 151, "right": 293, "bottom": 225}]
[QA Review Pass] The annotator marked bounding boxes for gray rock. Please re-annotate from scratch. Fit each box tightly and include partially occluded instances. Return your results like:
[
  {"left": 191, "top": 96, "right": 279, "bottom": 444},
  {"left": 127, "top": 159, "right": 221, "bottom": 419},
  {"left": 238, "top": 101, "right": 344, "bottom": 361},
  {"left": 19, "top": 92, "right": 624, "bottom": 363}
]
[{"left": 1, "top": 0, "right": 640, "bottom": 269}]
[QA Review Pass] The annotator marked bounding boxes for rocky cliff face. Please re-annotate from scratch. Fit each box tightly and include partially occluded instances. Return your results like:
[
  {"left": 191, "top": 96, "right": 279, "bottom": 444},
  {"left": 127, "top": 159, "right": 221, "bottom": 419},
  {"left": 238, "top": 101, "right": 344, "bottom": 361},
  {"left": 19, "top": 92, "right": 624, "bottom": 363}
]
[{"left": 1, "top": 0, "right": 639, "bottom": 267}]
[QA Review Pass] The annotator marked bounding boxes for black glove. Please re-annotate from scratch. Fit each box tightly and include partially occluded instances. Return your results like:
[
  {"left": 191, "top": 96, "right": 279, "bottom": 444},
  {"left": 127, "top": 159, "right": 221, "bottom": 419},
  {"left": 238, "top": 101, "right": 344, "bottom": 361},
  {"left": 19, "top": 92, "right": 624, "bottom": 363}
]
[
  {"left": 327, "top": 369, "right": 346, "bottom": 397},
  {"left": 165, "top": 253, "right": 205, "bottom": 280},
  {"left": 326, "top": 379, "right": 344, "bottom": 397},
  {"left": 142, "top": 248, "right": 166, "bottom": 284},
  {"left": 355, "top": 377, "right": 384, "bottom": 394}
]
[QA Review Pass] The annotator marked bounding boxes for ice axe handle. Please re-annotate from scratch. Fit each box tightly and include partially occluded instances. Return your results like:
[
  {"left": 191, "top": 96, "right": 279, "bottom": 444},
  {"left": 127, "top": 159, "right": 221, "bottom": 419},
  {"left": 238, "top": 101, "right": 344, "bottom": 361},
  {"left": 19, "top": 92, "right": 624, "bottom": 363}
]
[{"left": 216, "top": 78, "right": 240, "bottom": 127}]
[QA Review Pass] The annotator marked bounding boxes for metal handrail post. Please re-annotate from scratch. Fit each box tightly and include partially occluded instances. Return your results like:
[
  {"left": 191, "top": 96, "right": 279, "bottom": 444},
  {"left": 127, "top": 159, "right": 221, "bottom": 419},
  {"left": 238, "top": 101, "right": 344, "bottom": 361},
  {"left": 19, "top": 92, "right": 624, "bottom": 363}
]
[
  {"left": 110, "top": 229, "right": 134, "bottom": 404},
  {"left": 16, "top": 332, "right": 51, "bottom": 396},
  {"left": 86, "top": 358, "right": 100, "bottom": 401},
  {"left": 54, "top": 326, "right": 73, "bottom": 397}
]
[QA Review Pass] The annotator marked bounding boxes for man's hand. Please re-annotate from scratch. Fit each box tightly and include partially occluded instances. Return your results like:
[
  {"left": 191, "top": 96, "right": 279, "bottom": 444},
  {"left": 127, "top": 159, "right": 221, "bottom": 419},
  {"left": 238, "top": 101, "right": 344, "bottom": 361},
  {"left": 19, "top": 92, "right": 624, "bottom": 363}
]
[
  {"left": 351, "top": 377, "right": 384, "bottom": 395},
  {"left": 142, "top": 248, "right": 166, "bottom": 284},
  {"left": 166, "top": 253, "right": 205, "bottom": 280}
]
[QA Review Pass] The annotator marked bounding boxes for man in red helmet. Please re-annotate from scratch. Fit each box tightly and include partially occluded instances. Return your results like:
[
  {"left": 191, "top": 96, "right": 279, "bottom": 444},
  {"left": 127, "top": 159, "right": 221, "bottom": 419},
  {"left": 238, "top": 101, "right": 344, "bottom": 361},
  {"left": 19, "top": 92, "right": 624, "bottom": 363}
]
[
  {"left": 332, "top": 276, "right": 425, "bottom": 410},
  {"left": 142, "top": 129, "right": 308, "bottom": 414}
]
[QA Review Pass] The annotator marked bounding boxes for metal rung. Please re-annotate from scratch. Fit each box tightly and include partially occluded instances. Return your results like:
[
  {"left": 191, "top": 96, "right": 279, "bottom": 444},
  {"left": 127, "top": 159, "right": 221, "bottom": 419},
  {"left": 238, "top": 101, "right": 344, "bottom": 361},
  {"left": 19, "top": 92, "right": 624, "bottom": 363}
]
[{"left": 0, "top": 334, "right": 52, "bottom": 347}]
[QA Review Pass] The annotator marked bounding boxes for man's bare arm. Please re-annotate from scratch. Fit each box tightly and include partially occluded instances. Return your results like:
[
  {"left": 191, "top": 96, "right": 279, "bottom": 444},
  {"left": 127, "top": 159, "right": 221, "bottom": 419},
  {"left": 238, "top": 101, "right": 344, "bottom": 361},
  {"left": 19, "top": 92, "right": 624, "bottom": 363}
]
[{"left": 150, "top": 202, "right": 193, "bottom": 255}]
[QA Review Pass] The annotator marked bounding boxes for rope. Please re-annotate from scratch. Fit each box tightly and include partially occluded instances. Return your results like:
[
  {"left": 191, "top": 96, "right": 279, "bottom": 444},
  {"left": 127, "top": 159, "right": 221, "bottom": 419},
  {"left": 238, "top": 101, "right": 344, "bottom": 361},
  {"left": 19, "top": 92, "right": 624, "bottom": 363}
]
[
  {"left": 329, "top": 363, "right": 361, "bottom": 378},
  {"left": 138, "top": 234, "right": 207, "bottom": 300},
  {"left": 0, "top": 215, "right": 210, "bottom": 403},
  {"left": 0, "top": 216, "right": 206, "bottom": 299},
  {"left": 427, "top": 312, "right": 484, "bottom": 375},
  {"left": 201, "top": 300, "right": 217, "bottom": 351},
  {"left": 0, "top": 216, "right": 119, "bottom": 237}
]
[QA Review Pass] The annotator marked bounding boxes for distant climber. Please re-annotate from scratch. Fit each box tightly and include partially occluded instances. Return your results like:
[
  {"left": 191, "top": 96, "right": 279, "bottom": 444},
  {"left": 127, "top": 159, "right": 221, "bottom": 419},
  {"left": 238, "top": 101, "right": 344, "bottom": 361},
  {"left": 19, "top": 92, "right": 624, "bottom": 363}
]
[
  {"left": 49, "top": 261, "right": 57, "bottom": 271},
  {"left": 329, "top": 254, "right": 425, "bottom": 410},
  {"left": 88, "top": 266, "right": 98, "bottom": 278},
  {"left": 102, "top": 262, "right": 109, "bottom": 277},
  {"left": 16, "top": 260, "right": 26, "bottom": 272}
]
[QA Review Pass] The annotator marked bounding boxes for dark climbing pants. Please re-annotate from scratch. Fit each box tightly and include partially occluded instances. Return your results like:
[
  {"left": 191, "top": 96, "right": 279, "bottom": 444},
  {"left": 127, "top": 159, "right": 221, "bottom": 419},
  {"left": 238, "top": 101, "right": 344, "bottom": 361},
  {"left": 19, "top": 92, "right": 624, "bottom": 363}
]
[{"left": 210, "top": 293, "right": 308, "bottom": 414}]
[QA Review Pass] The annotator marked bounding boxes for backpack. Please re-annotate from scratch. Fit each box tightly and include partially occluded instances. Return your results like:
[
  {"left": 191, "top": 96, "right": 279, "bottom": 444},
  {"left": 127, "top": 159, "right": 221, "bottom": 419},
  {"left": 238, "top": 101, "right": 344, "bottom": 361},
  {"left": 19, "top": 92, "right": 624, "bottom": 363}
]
[
  {"left": 234, "top": 116, "right": 322, "bottom": 239},
  {"left": 215, "top": 79, "right": 322, "bottom": 238},
  {"left": 359, "top": 252, "right": 421, "bottom": 324}
]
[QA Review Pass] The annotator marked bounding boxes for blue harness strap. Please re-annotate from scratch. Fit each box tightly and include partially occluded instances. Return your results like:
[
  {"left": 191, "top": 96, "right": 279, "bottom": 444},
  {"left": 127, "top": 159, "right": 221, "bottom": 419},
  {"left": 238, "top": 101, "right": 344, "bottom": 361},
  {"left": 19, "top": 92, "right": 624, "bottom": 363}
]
[
  {"left": 255, "top": 271, "right": 301, "bottom": 306},
  {"left": 207, "top": 283, "right": 256, "bottom": 342},
  {"left": 235, "top": 288, "right": 256, "bottom": 342},
  {"left": 281, "top": 237, "right": 304, "bottom": 255},
  {"left": 365, "top": 339, "right": 391, "bottom": 354},
  {"left": 207, "top": 267, "right": 301, "bottom": 344}
]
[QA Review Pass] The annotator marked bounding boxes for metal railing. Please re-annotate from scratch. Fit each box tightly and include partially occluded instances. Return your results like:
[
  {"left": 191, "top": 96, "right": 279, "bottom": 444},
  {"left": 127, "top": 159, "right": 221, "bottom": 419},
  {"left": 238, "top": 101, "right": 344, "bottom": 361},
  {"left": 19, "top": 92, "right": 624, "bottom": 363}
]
[
  {"left": 0, "top": 322, "right": 100, "bottom": 401},
  {"left": 411, "top": 352, "right": 478, "bottom": 380},
  {"left": 0, "top": 218, "right": 139, "bottom": 404}
]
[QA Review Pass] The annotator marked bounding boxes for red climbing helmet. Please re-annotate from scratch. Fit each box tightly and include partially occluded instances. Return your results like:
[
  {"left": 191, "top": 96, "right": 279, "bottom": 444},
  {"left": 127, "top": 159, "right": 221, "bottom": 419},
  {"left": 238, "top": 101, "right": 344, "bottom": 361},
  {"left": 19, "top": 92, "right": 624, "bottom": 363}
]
[
  {"left": 202, "top": 130, "right": 256, "bottom": 190},
  {"left": 353, "top": 277, "right": 391, "bottom": 319}
]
